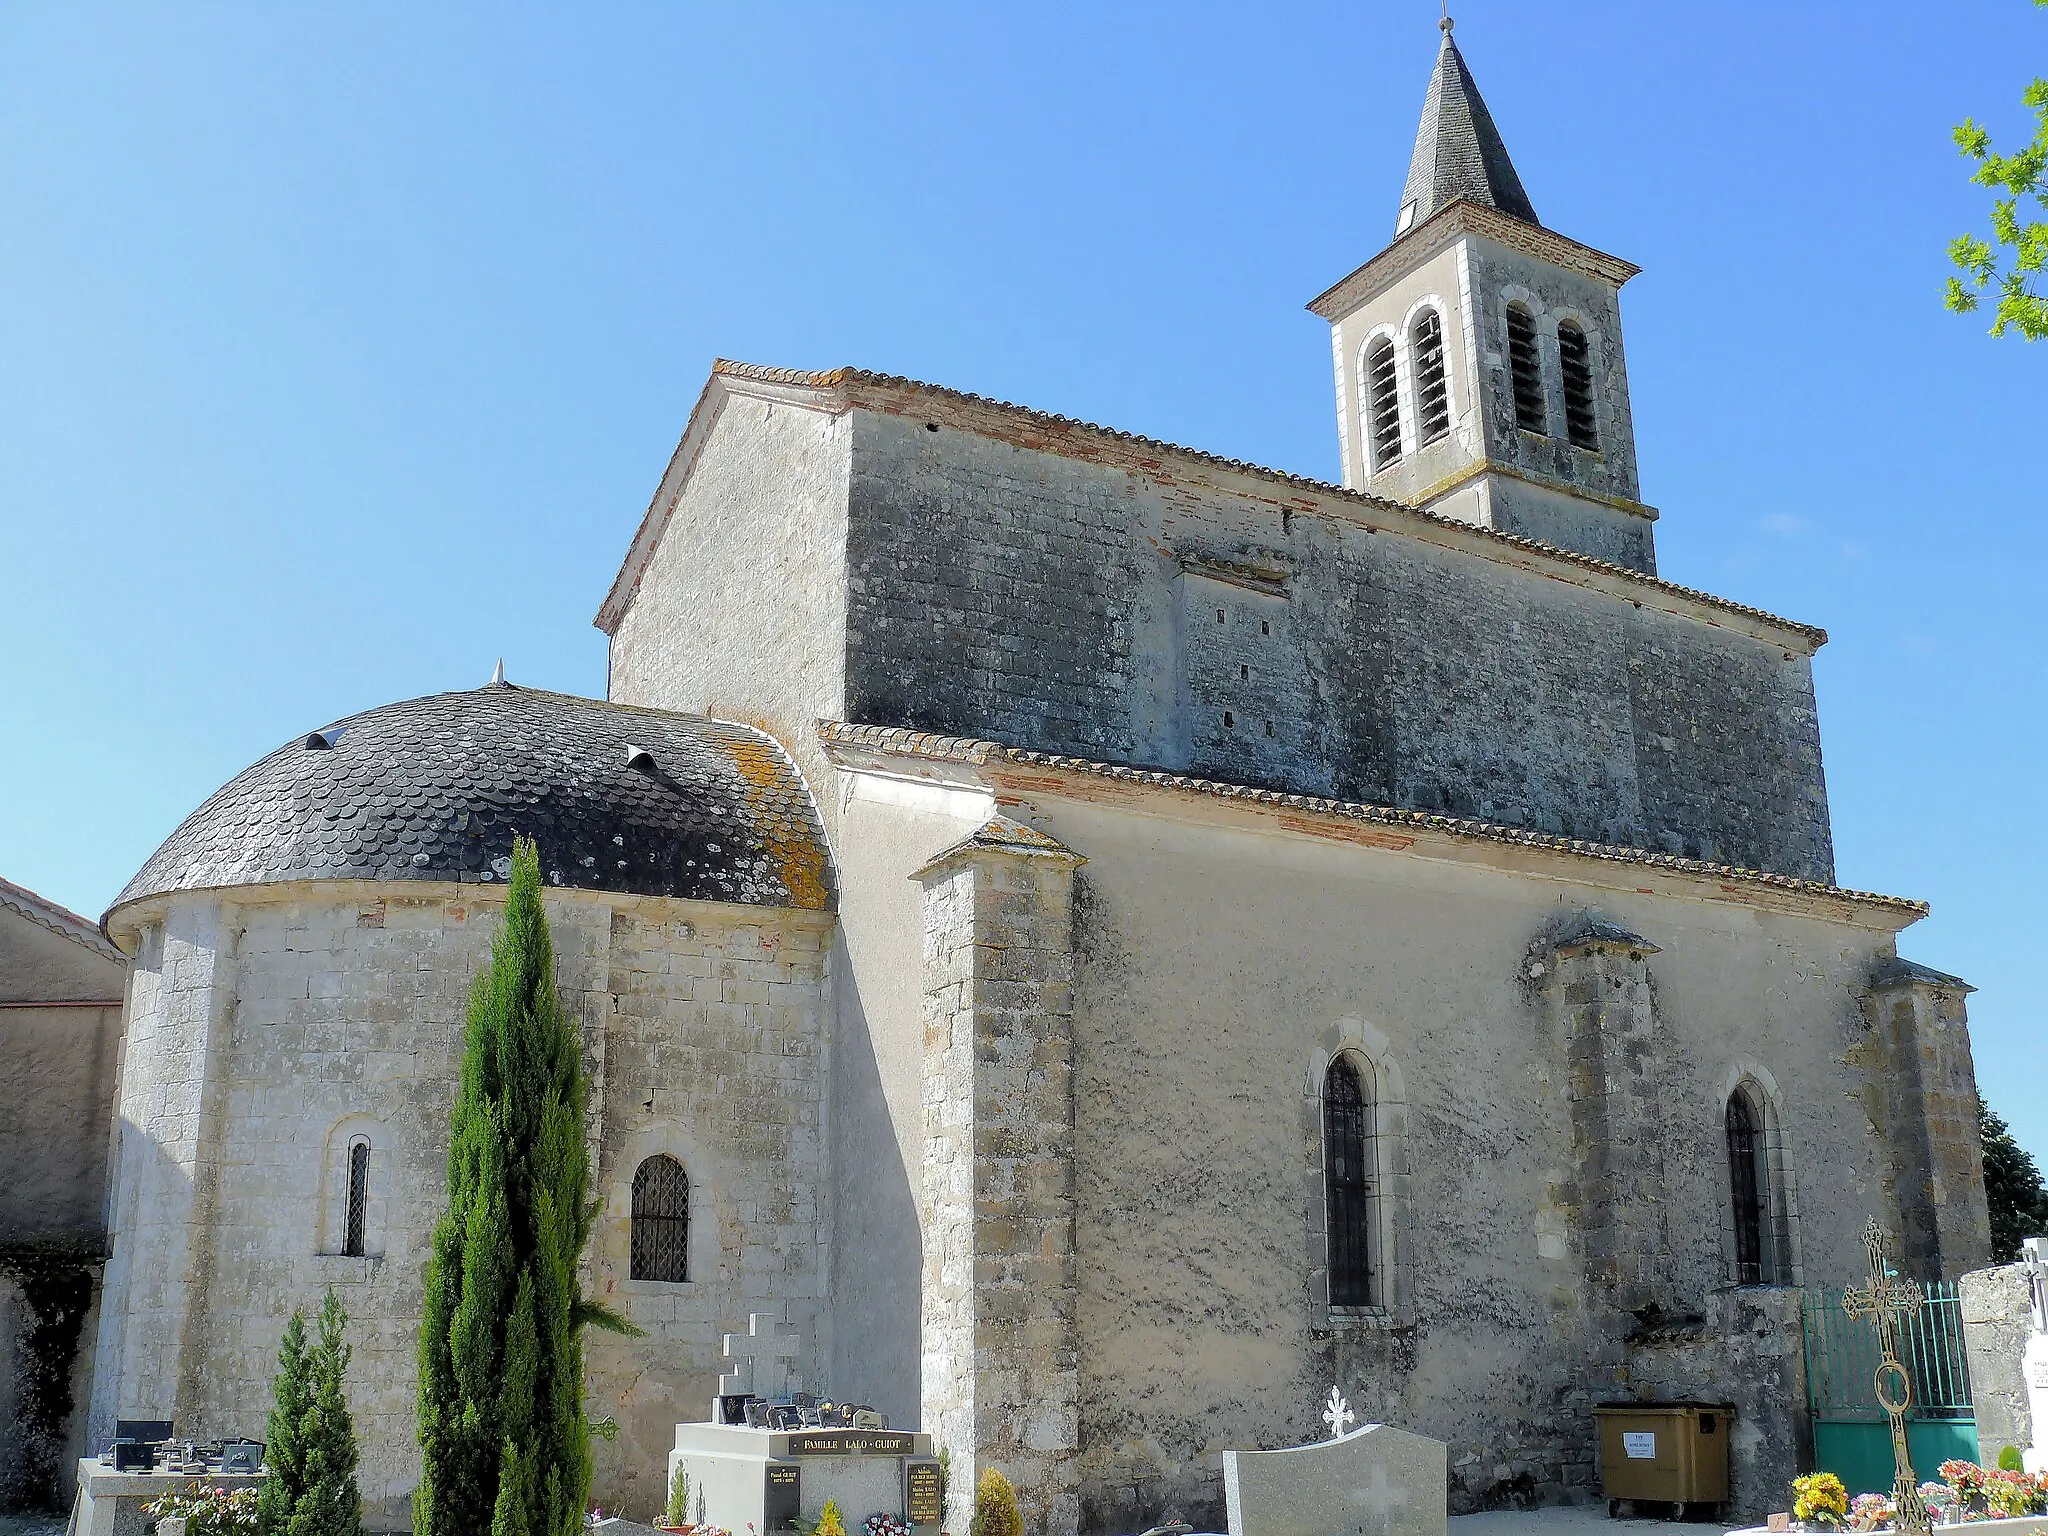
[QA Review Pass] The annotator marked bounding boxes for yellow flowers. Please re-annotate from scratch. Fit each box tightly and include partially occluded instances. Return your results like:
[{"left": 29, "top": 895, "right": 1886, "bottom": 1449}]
[{"left": 1793, "top": 1473, "right": 1850, "bottom": 1528}]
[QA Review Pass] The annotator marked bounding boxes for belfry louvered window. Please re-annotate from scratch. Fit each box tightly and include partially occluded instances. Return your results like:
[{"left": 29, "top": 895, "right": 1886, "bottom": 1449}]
[
  {"left": 1506, "top": 304, "right": 1546, "bottom": 433},
  {"left": 1323, "top": 1056, "right": 1377, "bottom": 1306},
  {"left": 1365, "top": 335, "right": 1402, "bottom": 470},
  {"left": 1557, "top": 321, "right": 1599, "bottom": 450},
  {"left": 631, "top": 1154, "right": 690, "bottom": 1283},
  {"left": 1727, "top": 1091, "right": 1768, "bottom": 1285},
  {"left": 1410, "top": 309, "right": 1450, "bottom": 447},
  {"left": 343, "top": 1140, "right": 370, "bottom": 1258}
]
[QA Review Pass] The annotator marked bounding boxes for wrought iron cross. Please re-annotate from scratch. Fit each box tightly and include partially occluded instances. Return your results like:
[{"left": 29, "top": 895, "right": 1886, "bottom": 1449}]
[
  {"left": 1323, "top": 1385, "right": 1355, "bottom": 1440},
  {"left": 1840, "top": 1219, "right": 1932, "bottom": 1536}
]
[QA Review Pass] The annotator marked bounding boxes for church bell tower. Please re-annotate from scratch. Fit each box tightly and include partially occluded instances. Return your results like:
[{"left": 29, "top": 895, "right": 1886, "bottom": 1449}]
[{"left": 1308, "top": 17, "right": 1659, "bottom": 574}]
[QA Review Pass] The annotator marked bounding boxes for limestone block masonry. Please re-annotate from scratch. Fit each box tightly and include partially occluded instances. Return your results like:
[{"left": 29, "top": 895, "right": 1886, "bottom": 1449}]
[
  {"left": 90, "top": 883, "right": 833, "bottom": 1526},
  {"left": 915, "top": 819, "right": 1084, "bottom": 1536}
]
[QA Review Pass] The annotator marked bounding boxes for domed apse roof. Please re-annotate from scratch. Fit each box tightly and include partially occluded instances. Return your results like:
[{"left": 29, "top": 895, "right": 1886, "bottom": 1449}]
[{"left": 110, "top": 684, "right": 834, "bottom": 917}]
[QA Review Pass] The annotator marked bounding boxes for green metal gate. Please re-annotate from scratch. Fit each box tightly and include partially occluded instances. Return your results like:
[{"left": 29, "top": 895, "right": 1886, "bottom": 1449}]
[{"left": 1801, "top": 1283, "right": 1980, "bottom": 1496}]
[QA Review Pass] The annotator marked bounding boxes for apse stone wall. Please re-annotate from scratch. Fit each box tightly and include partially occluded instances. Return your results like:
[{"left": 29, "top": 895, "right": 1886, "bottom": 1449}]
[{"left": 92, "top": 883, "right": 831, "bottom": 1529}]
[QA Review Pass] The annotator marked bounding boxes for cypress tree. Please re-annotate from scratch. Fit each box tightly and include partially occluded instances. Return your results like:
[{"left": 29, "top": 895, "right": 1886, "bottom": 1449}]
[
  {"left": 259, "top": 1309, "right": 311, "bottom": 1535},
  {"left": 292, "top": 1289, "right": 364, "bottom": 1536},
  {"left": 416, "top": 837, "right": 627, "bottom": 1536}
]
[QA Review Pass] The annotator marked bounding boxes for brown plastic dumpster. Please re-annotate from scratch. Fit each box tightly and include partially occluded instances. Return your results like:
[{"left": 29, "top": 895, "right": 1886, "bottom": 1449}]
[{"left": 1592, "top": 1402, "right": 1735, "bottom": 1511}]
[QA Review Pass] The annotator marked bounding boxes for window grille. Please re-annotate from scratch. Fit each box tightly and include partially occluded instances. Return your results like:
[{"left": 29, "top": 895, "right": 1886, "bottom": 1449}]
[
  {"left": 1557, "top": 322, "right": 1599, "bottom": 450},
  {"left": 1365, "top": 336, "right": 1402, "bottom": 469},
  {"left": 631, "top": 1154, "right": 690, "bottom": 1283},
  {"left": 1727, "top": 1092, "right": 1766, "bottom": 1285},
  {"left": 1323, "top": 1056, "right": 1376, "bottom": 1306},
  {"left": 343, "top": 1141, "right": 369, "bottom": 1258},
  {"left": 1506, "top": 305, "right": 1546, "bottom": 433},
  {"left": 1410, "top": 310, "right": 1450, "bottom": 446}
]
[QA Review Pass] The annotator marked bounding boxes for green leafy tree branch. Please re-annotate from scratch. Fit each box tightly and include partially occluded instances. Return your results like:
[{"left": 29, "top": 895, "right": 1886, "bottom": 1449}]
[{"left": 1946, "top": 0, "right": 2048, "bottom": 340}]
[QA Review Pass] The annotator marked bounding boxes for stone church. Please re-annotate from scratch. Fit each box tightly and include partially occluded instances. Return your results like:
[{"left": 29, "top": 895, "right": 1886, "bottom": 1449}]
[{"left": 85, "top": 23, "right": 1990, "bottom": 1535}]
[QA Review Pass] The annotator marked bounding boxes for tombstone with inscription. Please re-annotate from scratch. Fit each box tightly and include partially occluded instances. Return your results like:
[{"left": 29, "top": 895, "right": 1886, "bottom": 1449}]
[
  {"left": 1221, "top": 1390, "right": 1447, "bottom": 1536},
  {"left": 666, "top": 1424, "right": 941, "bottom": 1536},
  {"left": 668, "top": 1315, "right": 939, "bottom": 1536}
]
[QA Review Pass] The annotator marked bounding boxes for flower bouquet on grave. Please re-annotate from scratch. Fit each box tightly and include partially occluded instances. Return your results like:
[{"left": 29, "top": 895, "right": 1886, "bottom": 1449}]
[
  {"left": 1918, "top": 1482, "right": 1958, "bottom": 1526},
  {"left": 1940, "top": 1460, "right": 1993, "bottom": 1519},
  {"left": 1847, "top": 1492, "right": 1896, "bottom": 1532},
  {"left": 864, "top": 1514, "right": 914, "bottom": 1536},
  {"left": 1792, "top": 1472, "right": 1850, "bottom": 1531},
  {"left": 143, "top": 1483, "right": 262, "bottom": 1536}
]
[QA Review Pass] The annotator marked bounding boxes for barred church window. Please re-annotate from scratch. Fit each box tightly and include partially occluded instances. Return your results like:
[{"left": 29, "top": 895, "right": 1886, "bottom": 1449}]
[
  {"left": 1726, "top": 1087, "right": 1786, "bottom": 1285},
  {"left": 1506, "top": 304, "right": 1546, "bottom": 433},
  {"left": 343, "top": 1140, "right": 370, "bottom": 1258},
  {"left": 631, "top": 1154, "right": 690, "bottom": 1283},
  {"left": 1323, "top": 1055, "right": 1377, "bottom": 1306},
  {"left": 1557, "top": 321, "right": 1599, "bottom": 450},
  {"left": 1410, "top": 309, "right": 1450, "bottom": 446},
  {"left": 1365, "top": 335, "right": 1402, "bottom": 469}
]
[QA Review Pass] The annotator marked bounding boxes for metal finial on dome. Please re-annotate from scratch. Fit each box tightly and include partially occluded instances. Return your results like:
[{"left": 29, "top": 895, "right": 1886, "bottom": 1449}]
[
  {"left": 1440, "top": 1, "right": 1453, "bottom": 35},
  {"left": 488, "top": 658, "right": 506, "bottom": 686}
]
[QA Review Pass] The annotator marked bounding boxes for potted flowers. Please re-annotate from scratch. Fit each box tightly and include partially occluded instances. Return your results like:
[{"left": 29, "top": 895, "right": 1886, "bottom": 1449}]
[{"left": 1792, "top": 1472, "right": 1850, "bottom": 1531}]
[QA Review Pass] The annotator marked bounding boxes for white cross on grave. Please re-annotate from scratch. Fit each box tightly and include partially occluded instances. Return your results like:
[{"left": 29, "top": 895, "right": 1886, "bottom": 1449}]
[
  {"left": 716, "top": 1313, "right": 802, "bottom": 1406},
  {"left": 1323, "top": 1386, "right": 1355, "bottom": 1441}
]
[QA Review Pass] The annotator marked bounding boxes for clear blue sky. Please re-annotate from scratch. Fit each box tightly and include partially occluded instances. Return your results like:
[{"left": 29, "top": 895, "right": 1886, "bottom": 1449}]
[{"left": 3, "top": 3, "right": 2043, "bottom": 1156}]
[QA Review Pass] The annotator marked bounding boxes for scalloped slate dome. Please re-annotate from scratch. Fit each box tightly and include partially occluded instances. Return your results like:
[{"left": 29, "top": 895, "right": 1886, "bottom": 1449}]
[{"left": 109, "top": 684, "right": 834, "bottom": 915}]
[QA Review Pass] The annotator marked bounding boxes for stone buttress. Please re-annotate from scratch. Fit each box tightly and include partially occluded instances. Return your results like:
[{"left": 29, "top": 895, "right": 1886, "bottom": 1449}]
[{"left": 914, "top": 816, "right": 1083, "bottom": 1536}]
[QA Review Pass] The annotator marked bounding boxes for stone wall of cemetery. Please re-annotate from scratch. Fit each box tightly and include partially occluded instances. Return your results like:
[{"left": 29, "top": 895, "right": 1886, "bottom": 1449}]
[
  {"left": 1025, "top": 789, "right": 1929, "bottom": 1530},
  {"left": 91, "top": 882, "right": 832, "bottom": 1528}
]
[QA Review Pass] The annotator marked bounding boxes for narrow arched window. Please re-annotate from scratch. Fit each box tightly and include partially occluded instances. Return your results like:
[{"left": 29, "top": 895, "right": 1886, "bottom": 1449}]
[
  {"left": 1364, "top": 336, "right": 1402, "bottom": 470},
  {"left": 631, "top": 1154, "right": 690, "bottom": 1283},
  {"left": 1726, "top": 1091, "right": 1768, "bottom": 1284},
  {"left": 1506, "top": 304, "right": 1546, "bottom": 433},
  {"left": 1323, "top": 1056, "right": 1377, "bottom": 1306},
  {"left": 343, "top": 1140, "right": 370, "bottom": 1258},
  {"left": 1410, "top": 309, "right": 1450, "bottom": 447},
  {"left": 1557, "top": 321, "right": 1599, "bottom": 450}
]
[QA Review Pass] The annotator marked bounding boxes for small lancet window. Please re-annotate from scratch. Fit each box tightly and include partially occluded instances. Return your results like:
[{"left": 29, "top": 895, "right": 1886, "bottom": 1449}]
[
  {"left": 1409, "top": 309, "right": 1450, "bottom": 446},
  {"left": 1557, "top": 321, "right": 1599, "bottom": 450},
  {"left": 1506, "top": 304, "right": 1546, "bottom": 433},
  {"left": 631, "top": 1154, "right": 690, "bottom": 1283},
  {"left": 1726, "top": 1086, "right": 1787, "bottom": 1285},
  {"left": 1365, "top": 335, "right": 1402, "bottom": 470},
  {"left": 1323, "top": 1055, "right": 1378, "bottom": 1307},
  {"left": 343, "top": 1140, "right": 370, "bottom": 1258}
]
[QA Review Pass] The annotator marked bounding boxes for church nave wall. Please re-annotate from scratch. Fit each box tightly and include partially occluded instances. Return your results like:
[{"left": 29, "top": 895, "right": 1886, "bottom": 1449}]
[{"left": 1030, "top": 792, "right": 1922, "bottom": 1532}]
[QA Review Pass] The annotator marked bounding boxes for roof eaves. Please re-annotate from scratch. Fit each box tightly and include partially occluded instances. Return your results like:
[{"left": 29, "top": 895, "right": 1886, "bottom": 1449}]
[
  {"left": 817, "top": 720, "right": 1923, "bottom": 919},
  {"left": 0, "top": 875, "right": 125, "bottom": 965},
  {"left": 1307, "top": 200, "right": 1641, "bottom": 320}
]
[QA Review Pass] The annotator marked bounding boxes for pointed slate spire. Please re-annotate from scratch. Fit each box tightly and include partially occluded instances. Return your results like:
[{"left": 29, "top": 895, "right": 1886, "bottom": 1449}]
[{"left": 1397, "top": 16, "right": 1539, "bottom": 236}]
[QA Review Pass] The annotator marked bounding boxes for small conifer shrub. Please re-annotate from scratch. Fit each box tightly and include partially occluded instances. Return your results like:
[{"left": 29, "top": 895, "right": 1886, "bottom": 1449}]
[
  {"left": 817, "top": 1499, "right": 847, "bottom": 1536},
  {"left": 663, "top": 1462, "right": 691, "bottom": 1528},
  {"left": 969, "top": 1470, "right": 1022, "bottom": 1536},
  {"left": 258, "top": 1288, "right": 363, "bottom": 1536}
]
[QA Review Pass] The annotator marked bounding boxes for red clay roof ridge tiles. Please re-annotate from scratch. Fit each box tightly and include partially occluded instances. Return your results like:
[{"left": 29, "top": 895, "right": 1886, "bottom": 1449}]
[
  {"left": 816, "top": 720, "right": 1925, "bottom": 918},
  {"left": 711, "top": 360, "right": 1827, "bottom": 648}
]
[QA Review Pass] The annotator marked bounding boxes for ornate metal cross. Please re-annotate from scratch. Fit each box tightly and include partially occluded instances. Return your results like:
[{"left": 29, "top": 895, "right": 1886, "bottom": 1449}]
[
  {"left": 1840, "top": 1219, "right": 1932, "bottom": 1536},
  {"left": 1323, "top": 1385, "right": 1355, "bottom": 1440}
]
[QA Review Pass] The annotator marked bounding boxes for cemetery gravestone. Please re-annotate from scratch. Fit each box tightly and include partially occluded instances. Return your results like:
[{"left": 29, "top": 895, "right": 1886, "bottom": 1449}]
[
  {"left": 666, "top": 1423, "right": 941, "bottom": 1536},
  {"left": 1222, "top": 1420, "right": 1447, "bottom": 1536}
]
